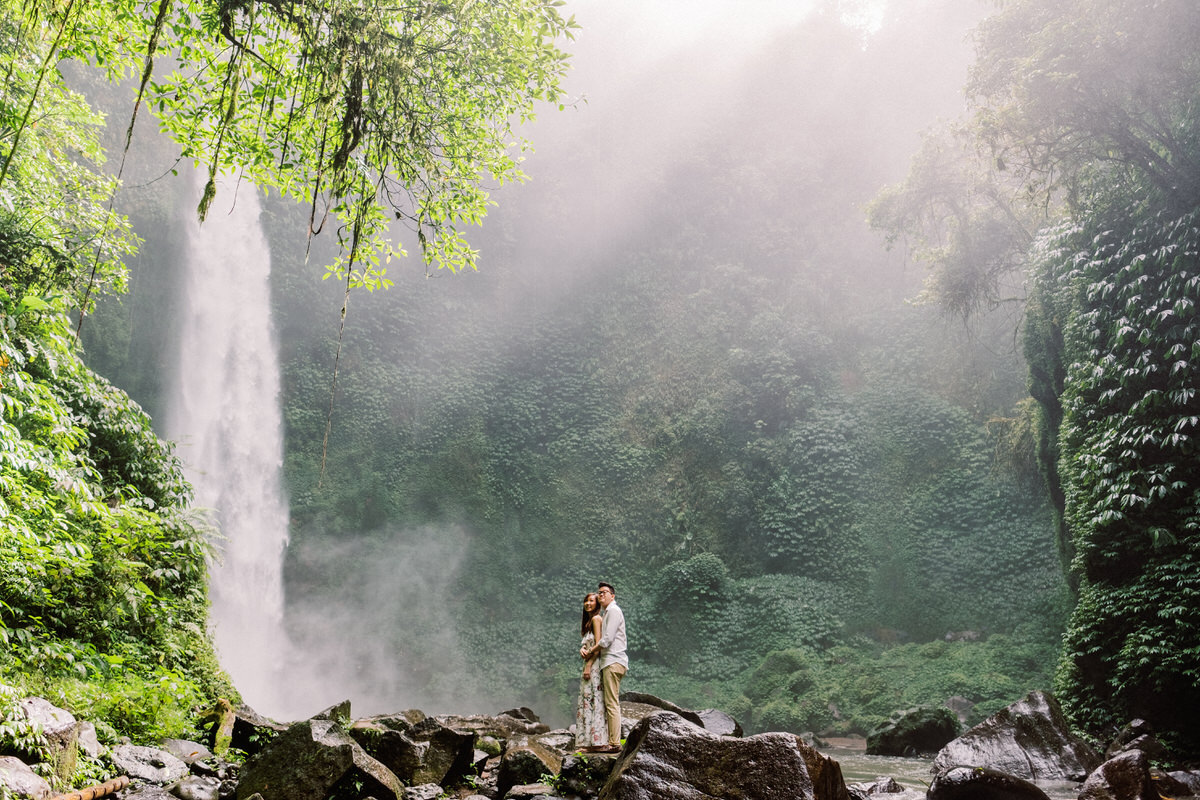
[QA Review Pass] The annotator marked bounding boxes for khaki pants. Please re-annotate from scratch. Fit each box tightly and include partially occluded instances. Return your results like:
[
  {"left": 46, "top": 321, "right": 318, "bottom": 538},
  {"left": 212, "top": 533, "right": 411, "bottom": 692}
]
[{"left": 601, "top": 663, "right": 626, "bottom": 745}]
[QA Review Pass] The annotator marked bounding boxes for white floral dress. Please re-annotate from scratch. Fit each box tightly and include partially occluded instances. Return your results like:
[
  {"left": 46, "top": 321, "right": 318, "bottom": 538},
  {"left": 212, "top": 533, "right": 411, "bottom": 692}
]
[{"left": 575, "top": 631, "right": 606, "bottom": 749}]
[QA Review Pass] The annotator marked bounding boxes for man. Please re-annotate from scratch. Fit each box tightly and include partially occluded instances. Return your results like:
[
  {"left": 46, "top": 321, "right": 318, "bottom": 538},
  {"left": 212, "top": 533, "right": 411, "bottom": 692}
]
[{"left": 582, "top": 581, "right": 627, "bottom": 753}]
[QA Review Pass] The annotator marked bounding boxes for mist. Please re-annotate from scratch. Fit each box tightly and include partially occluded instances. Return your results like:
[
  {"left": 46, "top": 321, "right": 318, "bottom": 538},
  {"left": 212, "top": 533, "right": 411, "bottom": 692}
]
[{"left": 85, "top": 0, "right": 1046, "bottom": 728}]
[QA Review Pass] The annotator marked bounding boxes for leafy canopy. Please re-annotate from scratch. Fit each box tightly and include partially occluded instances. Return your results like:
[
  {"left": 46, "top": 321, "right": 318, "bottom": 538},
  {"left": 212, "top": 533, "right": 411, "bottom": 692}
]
[{"left": 2, "top": 0, "right": 577, "bottom": 294}]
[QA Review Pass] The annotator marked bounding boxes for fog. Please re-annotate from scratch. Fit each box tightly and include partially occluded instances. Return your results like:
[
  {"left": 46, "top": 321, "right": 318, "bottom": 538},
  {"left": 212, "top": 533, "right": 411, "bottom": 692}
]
[
  {"left": 87, "top": 0, "right": 1013, "bottom": 723},
  {"left": 257, "top": 0, "right": 999, "bottom": 721}
]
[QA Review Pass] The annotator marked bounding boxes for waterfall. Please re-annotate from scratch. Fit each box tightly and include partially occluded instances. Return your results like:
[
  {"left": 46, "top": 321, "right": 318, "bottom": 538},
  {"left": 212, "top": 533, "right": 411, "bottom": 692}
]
[{"left": 165, "top": 172, "right": 294, "bottom": 719}]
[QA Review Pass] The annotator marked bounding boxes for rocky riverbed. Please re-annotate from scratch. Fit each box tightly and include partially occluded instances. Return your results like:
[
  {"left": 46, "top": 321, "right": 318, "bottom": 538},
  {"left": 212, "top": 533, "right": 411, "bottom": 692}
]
[{"left": 2, "top": 690, "right": 1198, "bottom": 800}]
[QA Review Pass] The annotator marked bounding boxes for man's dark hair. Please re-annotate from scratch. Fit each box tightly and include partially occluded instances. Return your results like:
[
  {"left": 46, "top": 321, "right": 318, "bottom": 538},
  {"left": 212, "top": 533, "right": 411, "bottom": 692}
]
[{"left": 598, "top": 581, "right": 615, "bottom": 595}]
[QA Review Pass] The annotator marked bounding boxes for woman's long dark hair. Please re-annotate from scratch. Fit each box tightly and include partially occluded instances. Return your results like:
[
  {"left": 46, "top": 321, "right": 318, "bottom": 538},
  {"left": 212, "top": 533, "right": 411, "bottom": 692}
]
[{"left": 580, "top": 592, "right": 601, "bottom": 637}]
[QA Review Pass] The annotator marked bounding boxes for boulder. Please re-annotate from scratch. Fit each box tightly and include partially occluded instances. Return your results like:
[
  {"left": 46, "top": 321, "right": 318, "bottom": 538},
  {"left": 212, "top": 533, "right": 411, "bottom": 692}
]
[
  {"left": 932, "top": 690, "right": 1102, "bottom": 781},
  {"left": 171, "top": 774, "right": 223, "bottom": 800},
  {"left": 403, "top": 784, "right": 444, "bottom": 800},
  {"left": 18, "top": 696, "right": 80, "bottom": 781},
  {"left": 236, "top": 718, "right": 402, "bottom": 800},
  {"left": 1079, "top": 750, "right": 1158, "bottom": 800},
  {"left": 120, "top": 787, "right": 180, "bottom": 800},
  {"left": 696, "top": 708, "right": 743, "bottom": 737},
  {"left": 597, "top": 711, "right": 850, "bottom": 800},
  {"left": 437, "top": 712, "right": 549, "bottom": 739},
  {"left": 229, "top": 704, "right": 289, "bottom": 755},
  {"left": 847, "top": 776, "right": 924, "bottom": 800},
  {"left": 77, "top": 721, "right": 104, "bottom": 758},
  {"left": 928, "top": 765, "right": 1051, "bottom": 800},
  {"left": 0, "top": 755, "right": 52, "bottom": 800},
  {"left": 498, "top": 735, "right": 564, "bottom": 798},
  {"left": 162, "top": 737, "right": 215, "bottom": 764},
  {"left": 350, "top": 715, "right": 475, "bottom": 787},
  {"left": 944, "top": 696, "right": 975, "bottom": 726},
  {"left": 1167, "top": 770, "right": 1200, "bottom": 795},
  {"left": 505, "top": 784, "right": 560, "bottom": 798},
  {"left": 557, "top": 753, "right": 617, "bottom": 797},
  {"left": 618, "top": 692, "right": 705, "bottom": 727},
  {"left": 1104, "top": 720, "right": 1164, "bottom": 761},
  {"left": 110, "top": 743, "right": 190, "bottom": 784},
  {"left": 866, "top": 706, "right": 959, "bottom": 756}
]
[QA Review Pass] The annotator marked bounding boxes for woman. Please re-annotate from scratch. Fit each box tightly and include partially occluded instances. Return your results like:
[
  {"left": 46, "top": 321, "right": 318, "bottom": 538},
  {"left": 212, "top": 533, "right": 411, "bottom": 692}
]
[{"left": 575, "top": 591, "right": 606, "bottom": 751}]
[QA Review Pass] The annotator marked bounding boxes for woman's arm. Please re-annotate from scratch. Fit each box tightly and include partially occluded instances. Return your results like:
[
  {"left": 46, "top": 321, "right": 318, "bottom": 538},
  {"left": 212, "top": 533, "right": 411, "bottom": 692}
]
[{"left": 583, "top": 615, "right": 604, "bottom": 678}]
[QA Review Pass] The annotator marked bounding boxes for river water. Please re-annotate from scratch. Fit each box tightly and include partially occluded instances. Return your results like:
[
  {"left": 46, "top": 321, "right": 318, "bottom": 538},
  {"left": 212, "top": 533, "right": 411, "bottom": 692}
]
[{"left": 825, "top": 740, "right": 1081, "bottom": 800}]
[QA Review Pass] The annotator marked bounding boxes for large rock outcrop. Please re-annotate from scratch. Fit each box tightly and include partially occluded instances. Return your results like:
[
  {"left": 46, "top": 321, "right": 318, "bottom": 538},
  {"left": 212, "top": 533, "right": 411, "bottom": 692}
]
[
  {"left": 1079, "top": 750, "right": 1158, "bottom": 800},
  {"left": 236, "top": 718, "right": 403, "bottom": 800},
  {"left": 598, "top": 711, "right": 849, "bottom": 800},
  {"left": 867, "top": 706, "right": 960, "bottom": 756},
  {"left": 928, "top": 765, "right": 1052, "bottom": 800},
  {"left": 932, "top": 690, "right": 1102, "bottom": 781}
]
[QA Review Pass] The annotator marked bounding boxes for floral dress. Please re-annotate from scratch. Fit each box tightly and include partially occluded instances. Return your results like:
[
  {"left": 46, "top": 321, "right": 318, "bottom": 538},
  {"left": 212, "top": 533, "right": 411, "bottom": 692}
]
[{"left": 575, "top": 631, "right": 606, "bottom": 749}]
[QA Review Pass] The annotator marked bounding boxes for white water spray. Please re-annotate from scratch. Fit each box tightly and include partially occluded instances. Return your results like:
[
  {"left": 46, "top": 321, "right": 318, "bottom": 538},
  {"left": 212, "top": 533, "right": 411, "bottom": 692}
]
[{"left": 165, "top": 173, "right": 294, "bottom": 718}]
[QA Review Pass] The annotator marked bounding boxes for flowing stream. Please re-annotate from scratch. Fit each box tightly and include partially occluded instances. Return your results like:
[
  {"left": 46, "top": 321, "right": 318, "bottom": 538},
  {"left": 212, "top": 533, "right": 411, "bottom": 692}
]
[{"left": 164, "top": 173, "right": 294, "bottom": 719}]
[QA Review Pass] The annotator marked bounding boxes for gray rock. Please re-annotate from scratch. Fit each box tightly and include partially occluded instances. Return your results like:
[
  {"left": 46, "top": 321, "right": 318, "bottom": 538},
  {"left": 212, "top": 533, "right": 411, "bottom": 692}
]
[
  {"left": 236, "top": 718, "right": 402, "bottom": 800},
  {"left": 867, "top": 706, "right": 959, "bottom": 756},
  {"left": 111, "top": 744, "right": 190, "bottom": 784},
  {"left": 350, "top": 715, "right": 475, "bottom": 787},
  {"left": 78, "top": 721, "right": 104, "bottom": 758},
  {"left": 1167, "top": 770, "right": 1200, "bottom": 795},
  {"left": 403, "top": 783, "right": 444, "bottom": 800},
  {"left": 505, "top": 784, "right": 562, "bottom": 798},
  {"left": 932, "top": 690, "right": 1102, "bottom": 781},
  {"left": 121, "top": 787, "right": 179, "bottom": 800},
  {"left": 1104, "top": 720, "right": 1164, "bottom": 761},
  {"left": 557, "top": 753, "right": 616, "bottom": 797},
  {"left": 928, "top": 765, "right": 1051, "bottom": 800},
  {"left": 18, "top": 696, "right": 80, "bottom": 780},
  {"left": 618, "top": 692, "right": 705, "bottom": 727},
  {"left": 498, "top": 735, "right": 563, "bottom": 798},
  {"left": 0, "top": 755, "right": 52, "bottom": 800},
  {"left": 162, "top": 737, "right": 214, "bottom": 764},
  {"left": 172, "top": 774, "right": 223, "bottom": 800},
  {"left": 1080, "top": 750, "right": 1158, "bottom": 800},
  {"left": 696, "top": 708, "right": 743, "bottom": 737},
  {"left": 597, "top": 710, "right": 850, "bottom": 800}
]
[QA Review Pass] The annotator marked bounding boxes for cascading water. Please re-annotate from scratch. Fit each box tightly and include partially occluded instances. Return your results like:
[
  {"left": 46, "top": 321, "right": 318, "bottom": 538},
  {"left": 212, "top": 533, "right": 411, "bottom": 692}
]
[{"left": 165, "top": 173, "right": 294, "bottom": 718}]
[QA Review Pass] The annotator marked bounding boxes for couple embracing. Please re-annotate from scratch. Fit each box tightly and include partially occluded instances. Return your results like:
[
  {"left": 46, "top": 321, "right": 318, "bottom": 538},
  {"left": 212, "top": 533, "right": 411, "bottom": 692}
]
[{"left": 575, "top": 582, "right": 627, "bottom": 753}]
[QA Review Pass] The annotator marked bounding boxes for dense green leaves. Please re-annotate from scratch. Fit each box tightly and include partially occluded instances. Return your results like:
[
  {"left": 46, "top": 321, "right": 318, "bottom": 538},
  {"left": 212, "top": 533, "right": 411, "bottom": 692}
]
[{"left": 0, "top": 287, "right": 229, "bottom": 745}]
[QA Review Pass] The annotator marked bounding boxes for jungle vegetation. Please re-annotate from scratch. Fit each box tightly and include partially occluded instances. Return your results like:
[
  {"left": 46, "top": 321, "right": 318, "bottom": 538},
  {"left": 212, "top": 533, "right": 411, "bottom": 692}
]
[{"left": 1, "top": 0, "right": 1197, "bottom": 787}]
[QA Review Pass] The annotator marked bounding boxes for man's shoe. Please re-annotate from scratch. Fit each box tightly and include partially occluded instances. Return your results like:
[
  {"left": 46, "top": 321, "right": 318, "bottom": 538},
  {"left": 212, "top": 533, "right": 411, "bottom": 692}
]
[{"left": 597, "top": 745, "right": 621, "bottom": 753}]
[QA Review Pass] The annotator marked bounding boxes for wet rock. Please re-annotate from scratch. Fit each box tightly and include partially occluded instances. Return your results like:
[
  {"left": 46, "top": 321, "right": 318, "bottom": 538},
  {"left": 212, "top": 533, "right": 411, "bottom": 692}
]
[
  {"left": 18, "top": 696, "right": 80, "bottom": 780},
  {"left": 121, "top": 787, "right": 179, "bottom": 800},
  {"left": 1167, "top": 770, "right": 1200, "bottom": 795},
  {"left": 236, "top": 718, "right": 402, "bottom": 800},
  {"left": 1151, "top": 770, "right": 1194, "bottom": 797},
  {"left": 228, "top": 704, "right": 288, "bottom": 755},
  {"left": 867, "top": 706, "right": 959, "bottom": 756},
  {"left": 350, "top": 714, "right": 475, "bottom": 786},
  {"left": 497, "top": 735, "right": 563, "bottom": 798},
  {"left": 1104, "top": 720, "right": 1164, "bottom": 761},
  {"left": 78, "top": 721, "right": 104, "bottom": 758},
  {"left": 597, "top": 710, "right": 850, "bottom": 800},
  {"left": 111, "top": 743, "right": 190, "bottom": 784},
  {"left": 172, "top": 774, "right": 223, "bottom": 800},
  {"left": 558, "top": 752, "right": 616, "bottom": 797},
  {"left": 928, "top": 765, "right": 1051, "bottom": 800},
  {"left": 162, "top": 737, "right": 214, "bottom": 764},
  {"left": 403, "top": 783, "right": 443, "bottom": 800},
  {"left": 505, "top": 784, "right": 562, "bottom": 798},
  {"left": 696, "top": 708, "right": 743, "bottom": 737},
  {"left": 618, "top": 692, "right": 705, "bottom": 727},
  {"left": 1079, "top": 749, "right": 1158, "bottom": 800},
  {"left": 0, "top": 755, "right": 51, "bottom": 800},
  {"left": 437, "top": 713, "right": 549, "bottom": 739},
  {"left": 312, "top": 700, "right": 352, "bottom": 725},
  {"left": 932, "top": 690, "right": 1102, "bottom": 781}
]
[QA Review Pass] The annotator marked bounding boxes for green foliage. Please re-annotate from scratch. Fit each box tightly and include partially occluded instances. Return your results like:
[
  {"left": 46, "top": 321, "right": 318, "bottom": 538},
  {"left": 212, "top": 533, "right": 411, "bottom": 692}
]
[
  {"left": 1031, "top": 205, "right": 1200, "bottom": 755},
  {"left": 0, "top": 288, "right": 231, "bottom": 752}
]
